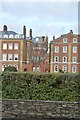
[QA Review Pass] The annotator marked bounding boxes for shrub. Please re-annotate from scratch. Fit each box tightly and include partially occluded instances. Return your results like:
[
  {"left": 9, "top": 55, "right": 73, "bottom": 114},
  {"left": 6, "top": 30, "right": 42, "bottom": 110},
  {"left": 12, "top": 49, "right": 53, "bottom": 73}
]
[
  {"left": 4, "top": 66, "right": 17, "bottom": 72},
  {"left": 2, "top": 72, "right": 80, "bottom": 101}
]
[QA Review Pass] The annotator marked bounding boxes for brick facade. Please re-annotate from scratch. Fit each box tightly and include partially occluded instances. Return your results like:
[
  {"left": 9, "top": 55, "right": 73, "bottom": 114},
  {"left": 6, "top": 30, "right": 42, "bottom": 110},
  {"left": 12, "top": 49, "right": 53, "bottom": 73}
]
[
  {"left": 0, "top": 25, "right": 49, "bottom": 72},
  {"left": 50, "top": 30, "right": 80, "bottom": 73}
]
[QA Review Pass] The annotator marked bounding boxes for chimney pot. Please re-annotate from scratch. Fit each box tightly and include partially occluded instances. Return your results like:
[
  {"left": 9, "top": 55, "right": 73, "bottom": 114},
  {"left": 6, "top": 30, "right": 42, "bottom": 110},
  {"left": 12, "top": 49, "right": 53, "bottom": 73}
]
[
  {"left": 3, "top": 25, "right": 7, "bottom": 32},
  {"left": 70, "top": 30, "right": 73, "bottom": 34}
]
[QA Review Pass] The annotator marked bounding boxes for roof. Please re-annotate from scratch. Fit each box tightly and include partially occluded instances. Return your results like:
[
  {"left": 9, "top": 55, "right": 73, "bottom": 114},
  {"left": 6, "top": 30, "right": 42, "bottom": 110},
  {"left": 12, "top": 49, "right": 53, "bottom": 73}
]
[
  {"left": 0, "top": 31, "right": 24, "bottom": 39},
  {"left": 0, "top": 31, "right": 19, "bottom": 35},
  {"left": 33, "top": 36, "right": 46, "bottom": 43},
  {"left": 50, "top": 30, "right": 78, "bottom": 43}
]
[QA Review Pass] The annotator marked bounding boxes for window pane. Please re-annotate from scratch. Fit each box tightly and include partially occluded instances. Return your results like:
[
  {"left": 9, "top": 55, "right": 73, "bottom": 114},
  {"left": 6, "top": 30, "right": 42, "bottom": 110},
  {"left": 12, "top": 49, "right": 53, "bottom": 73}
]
[
  {"left": 2, "top": 54, "right": 7, "bottom": 61},
  {"left": 55, "top": 46, "right": 59, "bottom": 53},
  {"left": 14, "top": 54, "right": 18, "bottom": 61},
  {"left": 14, "top": 43, "right": 18, "bottom": 49},
  {"left": 54, "top": 56, "right": 59, "bottom": 62},
  {"left": 8, "top": 54, "right": 12, "bottom": 61},
  {"left": 8, "top": 43, "right": 13, "bottom": 49},
  {"left": 63, "top": 57, "right": 67, "bottom": 63},
  {"left": 63, "top": 46, "right": 67, "bottom": 53},
  {"left": 3, "top": 43, "right": 7, "bottom": 50},
  {"left": 73, "top": 38, "right": 77, "bottom": 43},
  {"left": 54, "top": 65, "right": 58, "bottom": 72},
  {"left": 63, "top": 38, "right": 67, "bottom": 43},
  {"left": 73, "top": 47, "right": 77, "bottom": 53},
  {"left": 72, "top": 57, "right": 77, "bottom": 63},
  {"left": 62, "top": 65, "right": 67, "bottom": 72},
  {"left": 72, "top": 66, "right": 76, "bottom": 73}
]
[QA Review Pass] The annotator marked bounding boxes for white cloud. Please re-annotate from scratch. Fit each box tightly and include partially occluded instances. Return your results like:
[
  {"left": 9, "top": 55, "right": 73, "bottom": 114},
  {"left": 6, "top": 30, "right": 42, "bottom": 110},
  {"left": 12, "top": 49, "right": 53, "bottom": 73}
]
[{"left": 0, "top": 1, "right": 78, "bottom": 42}]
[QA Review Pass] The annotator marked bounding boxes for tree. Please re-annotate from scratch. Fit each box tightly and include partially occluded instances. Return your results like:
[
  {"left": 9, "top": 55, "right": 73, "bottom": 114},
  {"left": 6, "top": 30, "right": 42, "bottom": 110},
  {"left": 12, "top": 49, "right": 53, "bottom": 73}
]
[{"left": 4, "top": 66, "right": 17, "bottom": 72}]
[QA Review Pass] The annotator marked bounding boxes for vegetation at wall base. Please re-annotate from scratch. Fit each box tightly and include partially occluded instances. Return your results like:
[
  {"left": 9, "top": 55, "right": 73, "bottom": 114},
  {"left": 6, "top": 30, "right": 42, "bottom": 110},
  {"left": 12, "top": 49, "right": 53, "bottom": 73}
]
[
  {"left": 2, "top": 72, "right": 80, "bottom": 101},
  {"left": 4, "top": 66, "right": 17, "bottom": 72}
]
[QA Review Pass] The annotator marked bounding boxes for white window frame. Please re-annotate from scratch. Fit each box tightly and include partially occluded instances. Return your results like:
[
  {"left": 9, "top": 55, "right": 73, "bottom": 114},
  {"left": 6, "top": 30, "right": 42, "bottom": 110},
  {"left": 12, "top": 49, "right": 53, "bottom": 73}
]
[
  {"left": 14, "top": 43, "right": 18, "bottom": 50},
  {"left": 63, "top": 38, "right": 67, "bottom": 43},
  {"left": 63, "top": 56, "right": 67, "bottom": 63},
  {"left": 72, "top": 65, "right": 77, "bottom": 73},
  {"left": 72, "top": 57, "right": 77, "bottom": 63},
  {"left": 14, "top": 54, "right": 18, "bottom": 61},
  {"left": 54, "top": 46, "right": 59, "bottom": 53},
  {"left": 54, "top": 65, "right": 58, "bottom": 72},
  {"left": 62, "top": 65, "right": 67, "bottom": 73},
  {"left": 54, "top": 56, "right": 59, "bottom": 62},
  {"left": 73, "top": 38, "right": 77, "bottom": 43},
  {"left": 8, "top": 54, "right": 12, "bottom": 61},
  {"left": 2, "top": 54, "right": 7, "bottom": 61},
  {"left": 8, "top": 43, "right": 13, "bottom": 50},
  {"left": 3, "top": 43, "right": 7, "bottom": 50},
  {"left": 2, "top": 64, "right": 6, "bottom": 71},
  {"left": 73, "top": 46, "right": 77, "bottom": 53},
  {"left": 63, "top": 46, "right": 67, "bottom": 53}
]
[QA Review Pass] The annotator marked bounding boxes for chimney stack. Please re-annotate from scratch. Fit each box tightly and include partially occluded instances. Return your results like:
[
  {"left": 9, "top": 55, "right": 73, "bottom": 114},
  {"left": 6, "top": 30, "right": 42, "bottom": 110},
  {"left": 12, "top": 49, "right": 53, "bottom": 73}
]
[
  {"left": 42, "top": 36, "right": 45, "bottom": 42},
  {"left": 53, "top": 36, "right": 55, "bottom": 40},
  {"left": 30, "top": 29, "right": 32, "bottom": 40},
  {"left": 23, "top": 25, "right": 26, "bottom": 39},
  {"left": 70, "top": 30, "right": 73, "bottom": 34},
  {"left": 3, "top": 25, "right": 7, "bottom": 32}
]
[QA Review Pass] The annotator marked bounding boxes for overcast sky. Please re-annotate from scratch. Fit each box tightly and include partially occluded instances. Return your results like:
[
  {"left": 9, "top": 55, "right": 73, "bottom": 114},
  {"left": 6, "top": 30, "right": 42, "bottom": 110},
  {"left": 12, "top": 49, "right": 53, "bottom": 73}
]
[{"left": 0, "top": 0, "right": 79, "bottom": 42}]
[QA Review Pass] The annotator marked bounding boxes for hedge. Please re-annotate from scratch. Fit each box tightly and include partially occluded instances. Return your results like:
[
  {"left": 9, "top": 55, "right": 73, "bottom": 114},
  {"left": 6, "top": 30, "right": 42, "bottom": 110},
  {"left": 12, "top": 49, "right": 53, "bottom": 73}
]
[{"left": 2, "top": 72, "right": 80, "bottom": 101}]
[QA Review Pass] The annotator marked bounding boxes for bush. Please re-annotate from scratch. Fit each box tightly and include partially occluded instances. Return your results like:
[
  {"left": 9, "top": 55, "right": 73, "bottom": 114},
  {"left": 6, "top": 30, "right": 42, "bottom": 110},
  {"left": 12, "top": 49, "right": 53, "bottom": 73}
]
[
  {"left": 2, "top": 72, "right": 80, "bottom": 101},
  {"left": 4, "top": 66, "right": 17, "bottom": 72}
]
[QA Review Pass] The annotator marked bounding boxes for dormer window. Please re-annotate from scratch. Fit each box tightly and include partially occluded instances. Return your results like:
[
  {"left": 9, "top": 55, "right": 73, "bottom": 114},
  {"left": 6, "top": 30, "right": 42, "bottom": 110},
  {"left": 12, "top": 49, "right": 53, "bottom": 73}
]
[
  {"left": 9, "top": 34, "right": 13, "bottom": 38},
  {"left": 63, "top": 38, "right": 67, "bottom": 43},
  {"left": 36, "top": 38, "right": 39, "bottom": 41},
  {"left": 15, "top": 34, "right": 19, "bottom": 39},
  {"left": 4, "top": 34, "right": 8, "bottom": 38}
]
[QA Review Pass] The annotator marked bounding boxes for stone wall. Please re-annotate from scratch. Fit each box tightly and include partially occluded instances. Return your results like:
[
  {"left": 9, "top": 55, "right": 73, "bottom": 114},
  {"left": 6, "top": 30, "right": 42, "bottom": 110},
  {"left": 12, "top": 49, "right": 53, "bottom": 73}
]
[{"left": 2, "top": 100, "right": 80, "bottom": 119}]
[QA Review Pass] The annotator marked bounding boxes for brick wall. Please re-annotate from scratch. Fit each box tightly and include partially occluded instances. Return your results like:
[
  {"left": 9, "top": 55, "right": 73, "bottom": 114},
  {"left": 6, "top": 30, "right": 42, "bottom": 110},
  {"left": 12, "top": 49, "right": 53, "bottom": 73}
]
[{"left": 2, "top": 100, "right": 80, "bottom": 119}]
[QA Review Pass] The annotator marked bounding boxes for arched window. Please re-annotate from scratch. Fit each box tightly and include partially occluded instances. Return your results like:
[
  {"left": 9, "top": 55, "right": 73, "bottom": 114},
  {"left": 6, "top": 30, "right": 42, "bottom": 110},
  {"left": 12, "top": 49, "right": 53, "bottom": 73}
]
[
  {"left": 15, "top": 34, "right": 19, "bottom": 39},
  {"left": 62, "top": 65, "right": 67, "bottom": 73},
  {"left": 54, "top": 65, "right": 58, "bottom": 72},
  {"left": 54, "top": 56, "right": 59, "bottom": 62},
  {"left": 72, "top": 65, "right": 76, "bottom": 73},
  {"left": 4, "top": 34, "right": 8, "bottom": 38},
  {"left": 24, "top": 68, "right": 27, "bottom": 71},
  {"left": 72, "top": 57, "right": 77, "bottom": 63},
  {"left": 9, "top": 34, "right": 13, "bottom": 38},
  {"left": 63, "top": 56, "right": 67, "bottom": 63}
]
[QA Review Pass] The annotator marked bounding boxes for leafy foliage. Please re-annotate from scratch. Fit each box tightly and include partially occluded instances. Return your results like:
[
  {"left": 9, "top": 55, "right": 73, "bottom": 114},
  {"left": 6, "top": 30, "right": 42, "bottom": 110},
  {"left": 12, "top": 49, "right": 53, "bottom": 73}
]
[
  {"left": 2, "top": 72, "right": 80, "bottom": 101},
  {"left": 4, "top": 66, "right": 17, "bottom": 72}
]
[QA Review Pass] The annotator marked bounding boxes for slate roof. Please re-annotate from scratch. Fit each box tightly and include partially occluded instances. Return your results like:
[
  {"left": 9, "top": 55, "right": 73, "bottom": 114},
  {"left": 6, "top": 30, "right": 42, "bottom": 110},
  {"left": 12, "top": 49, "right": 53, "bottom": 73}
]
[{"left": 0, "top": 31, "right": 18, "bottom": 35}]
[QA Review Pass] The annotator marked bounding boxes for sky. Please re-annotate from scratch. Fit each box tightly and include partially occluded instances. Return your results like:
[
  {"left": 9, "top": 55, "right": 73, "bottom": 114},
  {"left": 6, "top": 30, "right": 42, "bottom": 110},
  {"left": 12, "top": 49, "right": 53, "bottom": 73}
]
[{"left": 0, "top": 0, "right": 79, "bottom": 42}]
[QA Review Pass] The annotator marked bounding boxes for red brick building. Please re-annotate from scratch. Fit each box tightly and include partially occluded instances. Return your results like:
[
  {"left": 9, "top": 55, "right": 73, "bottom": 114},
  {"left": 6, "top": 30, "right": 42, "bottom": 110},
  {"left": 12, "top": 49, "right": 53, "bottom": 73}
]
[
  {"left": 0, "top": 25, "right": 32, "bottom": 72},
  {"left": 31, "top": 36, "right": 49, "bottom": 72},
  {"left": 0, "top": 25, "right": 49, "bottom": 72},
  {"left": 49, "top": 30, "right": 80, "bottom": 73}
]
